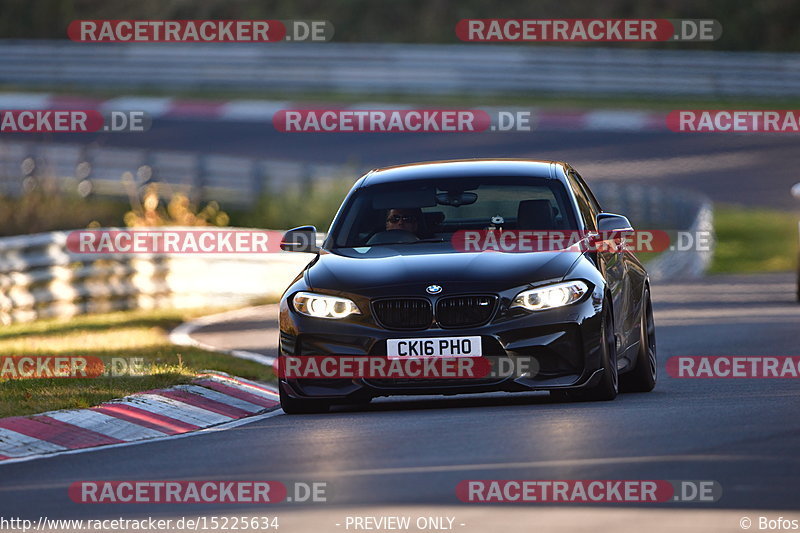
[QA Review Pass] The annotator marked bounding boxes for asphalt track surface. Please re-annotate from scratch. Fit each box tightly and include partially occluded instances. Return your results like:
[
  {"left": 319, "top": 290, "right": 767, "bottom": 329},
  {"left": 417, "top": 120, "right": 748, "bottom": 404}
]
[
  {"left": 5, "top": 113, "right": 800, "bottom": 531},
  {"left": 17, "top": 118, "right": 800, "bottom": 209},
  {"left": 2, "top": 272, "right": 799, "bottom": 532}
]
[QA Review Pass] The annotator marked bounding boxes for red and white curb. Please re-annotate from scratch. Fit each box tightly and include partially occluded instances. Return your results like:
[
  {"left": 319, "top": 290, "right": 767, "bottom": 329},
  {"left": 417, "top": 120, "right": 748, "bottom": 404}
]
[
  {"left": 0, "top": 92, "right": 667, "bottom": 131},
  {"left": 0, "top": 372, "right": 279, "bottom": 464}
]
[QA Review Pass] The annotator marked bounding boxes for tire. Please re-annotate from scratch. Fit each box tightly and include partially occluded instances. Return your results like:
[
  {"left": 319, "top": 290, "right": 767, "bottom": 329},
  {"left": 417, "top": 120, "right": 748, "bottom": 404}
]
[
  {"left": 279, "top": 382, "right": 330, "bottom": 414},
  {"left": 553, "top": 300, "right": 618, "bottom": 402},
  {"left": 620, "top": 288, "right": 657, "bottom": 392},
  {"left": 581, "top": 300, "right": 619, "bottom": 401}
]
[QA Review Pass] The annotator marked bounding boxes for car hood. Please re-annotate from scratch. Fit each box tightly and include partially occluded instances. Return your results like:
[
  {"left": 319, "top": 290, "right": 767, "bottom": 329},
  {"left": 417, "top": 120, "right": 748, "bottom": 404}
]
[{"left": 306, "top": 246, "right": 582, "bottom": 294}]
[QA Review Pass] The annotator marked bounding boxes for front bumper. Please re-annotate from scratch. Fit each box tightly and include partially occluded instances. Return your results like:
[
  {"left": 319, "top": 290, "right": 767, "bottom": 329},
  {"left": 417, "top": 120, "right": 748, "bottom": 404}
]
[{"left": 278, "top": 288, "right": 606, "bottom": 402}]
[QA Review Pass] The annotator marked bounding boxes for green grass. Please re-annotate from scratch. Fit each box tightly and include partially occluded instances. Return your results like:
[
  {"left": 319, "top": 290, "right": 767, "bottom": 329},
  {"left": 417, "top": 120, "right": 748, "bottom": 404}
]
[
  {"left": 711, "top": 204, "right": 799, "bottom": 274},
  {"left": 0, "top": 307, "right": 275, "bottom": 418}
]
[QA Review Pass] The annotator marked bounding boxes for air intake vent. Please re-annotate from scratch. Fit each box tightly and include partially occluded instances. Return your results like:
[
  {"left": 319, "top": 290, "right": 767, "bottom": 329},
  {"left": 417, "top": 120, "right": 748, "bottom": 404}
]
[
  {"left": 436, "top": 295, "right": 497, "bottom": 328},
  {"left": 372, "top": 298, "right": 432, "bottom": 330}
]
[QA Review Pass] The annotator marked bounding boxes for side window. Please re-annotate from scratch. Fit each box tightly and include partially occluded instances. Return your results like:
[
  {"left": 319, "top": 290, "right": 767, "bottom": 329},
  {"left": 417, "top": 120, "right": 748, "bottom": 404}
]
[
  {"left": 572, "top": 171, "right": 603, "bottom": 214},
  {"left": 566, "top": 171, "right": 597, "bottom": 231}
]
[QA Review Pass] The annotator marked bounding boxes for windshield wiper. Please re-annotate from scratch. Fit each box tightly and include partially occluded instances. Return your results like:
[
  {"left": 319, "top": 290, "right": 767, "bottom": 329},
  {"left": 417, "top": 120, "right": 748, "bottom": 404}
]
[
  {"left": 403, "top": 238, "right": 446, "bottom": 244},
  {"left": 358, "top": 238, "right": 447, "bottom": 247}
]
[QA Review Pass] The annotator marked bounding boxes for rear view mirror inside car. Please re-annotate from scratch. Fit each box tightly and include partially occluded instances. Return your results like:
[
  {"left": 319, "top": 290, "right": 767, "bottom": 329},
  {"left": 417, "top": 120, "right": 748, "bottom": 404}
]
[
  {"left": 436, "top": 191, "right": 478, "bottom": 206},
  {"left": 372, "top": 187, "right": 436, "bottom": 209}
]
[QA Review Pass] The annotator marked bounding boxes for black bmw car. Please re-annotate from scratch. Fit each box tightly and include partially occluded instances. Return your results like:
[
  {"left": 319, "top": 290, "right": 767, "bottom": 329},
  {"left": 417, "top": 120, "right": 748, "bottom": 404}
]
[{"left": 277, "top": 159, "right": 657, "bottom": 413}]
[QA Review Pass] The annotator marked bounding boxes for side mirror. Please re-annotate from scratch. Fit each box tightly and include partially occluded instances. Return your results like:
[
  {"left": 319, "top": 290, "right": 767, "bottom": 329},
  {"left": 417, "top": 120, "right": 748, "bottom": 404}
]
[
  {"left": 280, "top": 226, "right": 319, "bottom": 253},
  {"left": 593, "top": 213, "right": 634, "bottom": 253},
  {"left": 792, "top": 182, "right": 800, "bottom": 200},
  {"left": 596, "top": 213, "right": 634, "bottom": 233}
]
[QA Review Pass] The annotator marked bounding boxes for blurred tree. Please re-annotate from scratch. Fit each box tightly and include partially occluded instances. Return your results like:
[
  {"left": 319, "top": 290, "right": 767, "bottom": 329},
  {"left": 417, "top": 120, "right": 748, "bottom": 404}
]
[
  {"left": 238, "top": 177, "right": 354, "bottom": 231},
  {"left": 123, "top": 184, "right": 229, "bottom": 227},
  {"left": 0, "top": 178, "right": 125, "bottom": 236}
]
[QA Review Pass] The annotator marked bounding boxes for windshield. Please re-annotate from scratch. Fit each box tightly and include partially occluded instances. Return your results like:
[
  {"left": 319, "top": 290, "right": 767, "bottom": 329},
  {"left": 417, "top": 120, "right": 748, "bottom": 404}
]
[{"left": 328, "top": 176, "right": 578, "bottom": 249}]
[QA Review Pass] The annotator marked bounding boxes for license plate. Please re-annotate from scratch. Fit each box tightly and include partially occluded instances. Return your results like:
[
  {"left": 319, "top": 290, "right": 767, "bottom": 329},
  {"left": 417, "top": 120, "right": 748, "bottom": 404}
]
[{"left": 387, "top": 336, "right": 482, "bottom": 359}]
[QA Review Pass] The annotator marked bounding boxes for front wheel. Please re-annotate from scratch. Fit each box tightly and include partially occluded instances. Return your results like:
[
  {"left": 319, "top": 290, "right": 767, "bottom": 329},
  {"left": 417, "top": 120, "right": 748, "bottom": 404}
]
[
  {"left": 620, "top": 287, "right": 657, "bottom": 392},
  {"left": 582, "top": 301, "right": 619, "bottom": 401},
  {"left": 553, "top": 301, "right": 618, "bottom": 403}
]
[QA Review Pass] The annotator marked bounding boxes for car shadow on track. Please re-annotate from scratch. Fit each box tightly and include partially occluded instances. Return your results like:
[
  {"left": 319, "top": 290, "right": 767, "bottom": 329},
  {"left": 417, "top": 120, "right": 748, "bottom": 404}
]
[{"left": 320, "top": 389, "right": 664, "bottom": 415}]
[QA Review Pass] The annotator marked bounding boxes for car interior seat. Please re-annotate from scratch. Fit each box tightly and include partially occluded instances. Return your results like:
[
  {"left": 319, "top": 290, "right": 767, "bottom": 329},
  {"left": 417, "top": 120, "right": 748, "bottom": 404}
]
[{"left": 516, "top": 199, "right": 558, "bottom": 230}]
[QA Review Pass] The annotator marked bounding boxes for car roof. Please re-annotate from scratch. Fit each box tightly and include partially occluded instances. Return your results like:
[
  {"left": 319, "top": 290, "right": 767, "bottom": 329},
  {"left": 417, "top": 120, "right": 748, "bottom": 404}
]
[{"left": 360, "top": 159, "right": 569, "bottom": 187}]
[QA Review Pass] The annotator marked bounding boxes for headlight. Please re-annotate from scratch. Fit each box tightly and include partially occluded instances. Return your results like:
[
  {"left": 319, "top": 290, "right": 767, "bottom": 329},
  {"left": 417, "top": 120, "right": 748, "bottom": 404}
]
[
  {"left": 292, "top": 291, "right": 361, "bottom": 319},
  {"left": 511, "top": 281, "right": 589, "bottom": 312}
]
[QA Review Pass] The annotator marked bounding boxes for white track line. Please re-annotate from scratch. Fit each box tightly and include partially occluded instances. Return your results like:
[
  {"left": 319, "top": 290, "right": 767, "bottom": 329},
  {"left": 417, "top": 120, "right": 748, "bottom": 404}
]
[
  {"left": 100, "top": 96, "right": 173, "bottom": 116},
  {"left": 169, "top": 306, "right": 277, "bottom": 366},
  {"left": 0, "top": 93, "right": 52, "bottom": 109},
  {"left": 220, "top": 100, "right": 289, "bottom": 121}
]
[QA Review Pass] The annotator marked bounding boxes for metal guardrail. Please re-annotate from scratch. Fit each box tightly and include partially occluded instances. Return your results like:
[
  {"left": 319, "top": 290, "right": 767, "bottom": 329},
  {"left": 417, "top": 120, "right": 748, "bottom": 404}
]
[
  {"left": 0, "top": 228, "right": 312, "bottom": 324},
  {"left": 592, "top": 182, "right": 714, "bottom": 281},
  {"left": 0, "top": 140, "right": 348, "bottom": 205},
  {"left": 1, "top": 40, "right": 799, "bottom": 97}
]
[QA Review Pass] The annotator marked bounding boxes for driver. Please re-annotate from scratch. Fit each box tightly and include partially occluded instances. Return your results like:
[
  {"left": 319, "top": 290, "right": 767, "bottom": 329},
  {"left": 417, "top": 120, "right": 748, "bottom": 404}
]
[{"left": 385, "top": 208, "right": 421, "bottom": 234}]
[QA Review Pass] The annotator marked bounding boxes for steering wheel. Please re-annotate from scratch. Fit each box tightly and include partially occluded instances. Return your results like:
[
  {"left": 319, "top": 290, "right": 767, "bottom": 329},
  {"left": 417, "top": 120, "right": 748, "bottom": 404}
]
[{"left": 366, "top": 229, "right": 420, "bottom": 245}]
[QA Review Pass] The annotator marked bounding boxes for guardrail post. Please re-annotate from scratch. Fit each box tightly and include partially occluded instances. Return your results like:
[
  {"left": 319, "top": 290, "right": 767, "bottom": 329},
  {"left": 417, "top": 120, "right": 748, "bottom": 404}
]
[
  {"left": 301, "top": 163, "right": 314, "bottom": 191},
  {"left": 251, "top": 160, "right": 266, "bottom": 200},
  {"left": 139, "top": 151, "right": 156, "bottom": 184},
  {"left": 21, "top": 151, "right": 37, "bottom": 196},
  {"left": 76, "top": 146, "right": 94, "bottom": 197}
]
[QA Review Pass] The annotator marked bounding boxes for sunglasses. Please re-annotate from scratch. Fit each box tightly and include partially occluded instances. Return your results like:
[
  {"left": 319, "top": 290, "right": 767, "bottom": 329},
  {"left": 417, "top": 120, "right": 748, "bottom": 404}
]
[{"left": 387, "top": 215, "right": 417, "bottom": 223}]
